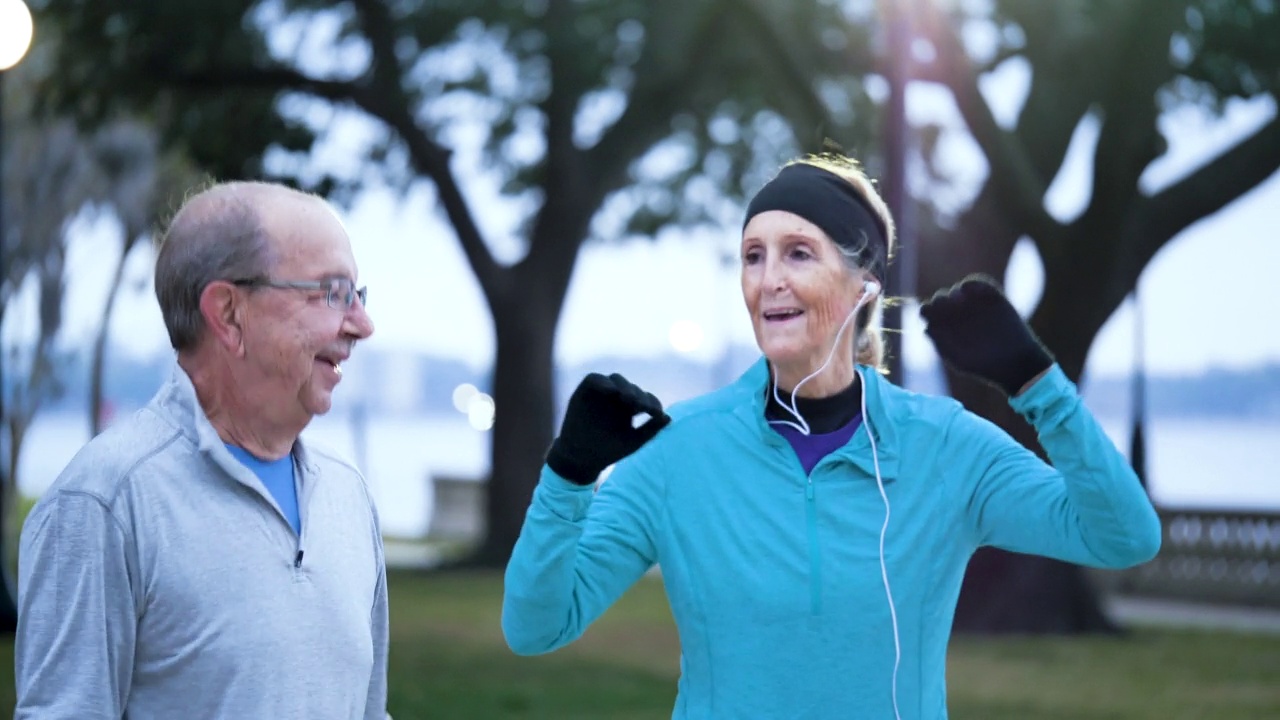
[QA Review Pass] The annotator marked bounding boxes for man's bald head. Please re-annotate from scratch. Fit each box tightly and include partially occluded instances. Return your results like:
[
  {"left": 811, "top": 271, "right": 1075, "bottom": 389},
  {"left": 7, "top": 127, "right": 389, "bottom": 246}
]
[{"left": 154, "top": 181, "right": 329, "bottom": 352}]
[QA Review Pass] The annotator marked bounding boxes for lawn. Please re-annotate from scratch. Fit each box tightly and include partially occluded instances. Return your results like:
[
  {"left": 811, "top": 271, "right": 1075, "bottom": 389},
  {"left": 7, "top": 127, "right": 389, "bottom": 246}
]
[{"left": 2, "top": 570, "right": 1277, "bottom": 718}]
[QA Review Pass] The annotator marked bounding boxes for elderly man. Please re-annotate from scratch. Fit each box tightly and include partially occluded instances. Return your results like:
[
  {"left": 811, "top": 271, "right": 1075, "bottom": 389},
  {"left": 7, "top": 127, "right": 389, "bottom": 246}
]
[{"left": 15, "top": 181, "right": 388, "bottom": 719}]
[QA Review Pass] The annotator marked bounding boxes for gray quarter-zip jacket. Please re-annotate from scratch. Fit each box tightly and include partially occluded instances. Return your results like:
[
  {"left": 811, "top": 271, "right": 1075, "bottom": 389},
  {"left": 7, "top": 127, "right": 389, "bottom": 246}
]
[{"left": 15, "top": 365, "right": 390, "bottom": 719}]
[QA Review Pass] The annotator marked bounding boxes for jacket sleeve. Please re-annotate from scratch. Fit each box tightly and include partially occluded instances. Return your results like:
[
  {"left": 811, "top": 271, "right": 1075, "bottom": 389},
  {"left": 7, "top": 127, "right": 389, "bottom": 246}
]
[
  {"left": 501, "top": 448, "right": 665, "bottom": 656},
  {"left": 15, "top": 491, "right": 137, "bottom": 719},
  {"left": 955, "top": 364, "right": 1163, "bottom": 569}
]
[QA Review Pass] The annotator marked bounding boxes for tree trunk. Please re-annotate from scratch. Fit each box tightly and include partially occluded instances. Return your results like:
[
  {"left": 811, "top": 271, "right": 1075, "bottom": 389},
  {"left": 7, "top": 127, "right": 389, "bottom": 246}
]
[
  {"left": 954, "top": 548, "right": 1117, "bottom": 634},
  {"left": 0, "top": 447, "right": 14, "bottom": 633},
  {"left": 0, "top": 71, "right": 18, "bottom": 633},
  {"left": 90, "top": 242, "right": 132, "bottom": 436},
  {"left": 0, "top": 482, "right": 19, "bottom": 633},
  {"left": 0, "top": 416, "right": 27, "bottom": 633},
  {"left": 464, "top": 287, "right": 560, "bottom": 568},
  {"left": 0, "top": 405, "right": 18, "bottom": 630}
]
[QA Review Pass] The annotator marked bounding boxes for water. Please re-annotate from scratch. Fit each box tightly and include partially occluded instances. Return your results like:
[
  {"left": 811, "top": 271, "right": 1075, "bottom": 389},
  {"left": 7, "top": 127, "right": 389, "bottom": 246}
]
[
  {"left": 14, "top": 410, "right": 1280, "bottom": 538},
  {"left": 14, "top": 410, "right": 489, "bottom": 538}
]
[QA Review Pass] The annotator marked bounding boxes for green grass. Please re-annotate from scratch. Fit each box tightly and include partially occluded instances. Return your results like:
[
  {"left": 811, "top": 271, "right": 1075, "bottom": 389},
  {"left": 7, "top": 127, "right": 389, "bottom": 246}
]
[{"left": 1, "top": 570, "right": 1278, "bottom": 718}]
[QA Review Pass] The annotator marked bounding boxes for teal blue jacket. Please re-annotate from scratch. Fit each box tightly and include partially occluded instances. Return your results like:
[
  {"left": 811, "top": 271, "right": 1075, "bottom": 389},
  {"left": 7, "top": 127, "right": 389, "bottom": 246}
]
[{"left": 502, "top": 360, "right": 1162, "bottom": 719}]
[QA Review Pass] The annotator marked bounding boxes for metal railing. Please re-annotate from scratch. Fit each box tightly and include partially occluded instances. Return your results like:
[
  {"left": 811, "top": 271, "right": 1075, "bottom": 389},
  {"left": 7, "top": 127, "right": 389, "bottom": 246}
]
[{"left": 1098, "top": 509, "right": 1280, "bottom": 608}]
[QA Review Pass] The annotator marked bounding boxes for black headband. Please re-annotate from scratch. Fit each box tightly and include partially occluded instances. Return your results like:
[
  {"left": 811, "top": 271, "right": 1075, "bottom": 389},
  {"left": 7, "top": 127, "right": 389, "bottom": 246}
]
[{"left": 742, "top": 163, "right": 888, "bottom": 281}]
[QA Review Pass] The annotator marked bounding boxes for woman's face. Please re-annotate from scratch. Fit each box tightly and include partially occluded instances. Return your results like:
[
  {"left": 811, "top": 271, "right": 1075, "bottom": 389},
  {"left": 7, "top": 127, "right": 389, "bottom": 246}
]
[{"left": 740, "top": 210, "right": 868, "bottom": 373}]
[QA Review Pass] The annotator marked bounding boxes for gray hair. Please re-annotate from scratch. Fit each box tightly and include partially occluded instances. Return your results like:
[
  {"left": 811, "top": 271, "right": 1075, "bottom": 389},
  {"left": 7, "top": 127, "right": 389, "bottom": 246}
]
[
  {"left": 154, "top": 186, "right": 276, "bottom": 351},
  {"left": 835, "top": 237, "right": 887, "bottom": 372},
  {"left": 786, "top": 154, "right": 896, "bottom": 373}
]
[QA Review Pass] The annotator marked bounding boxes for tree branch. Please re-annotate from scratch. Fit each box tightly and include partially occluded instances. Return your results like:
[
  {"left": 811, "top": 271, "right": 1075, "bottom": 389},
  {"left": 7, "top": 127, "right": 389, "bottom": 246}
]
[
  {"left": 350, "top": 0, "right": 403, "bottom": 85},
  {"left": 1126, "top": 113, "right": 1280, "bottom": 284},
  {"left": 348, "top": 0, "right": 502, "bottom": 294},
  {"left": 156, "top": 65, "right": 371, "bottom": 106},
  {"left": 586, "top": 0, "right": 729, "bottom": 195},
  {"left": 920, "top": 10, "right": 1066, "bottom": 247},
  {"left": 588, "top": 0, "right": 847, "bottom": 213},
  {"left": 915, "top": 180, "right": 1023, "bottom": 297},
  {"left": 730, "top": 0, "right": 846, "bottom": 142},
  {"left": 1079, "top": 0, "right": 1183, "bottom": 250},
  {"left": 910, "top": 26, "right": 1020, "bottom": 83},
  {"left": 541, "top": 0, "right": 584, "bottom": 165},
  {"left": 161, "top": 6, "right": 504, "bottom": 296},
  {"left": 517, "top": 0, "right": 592, "bottom": 298}
]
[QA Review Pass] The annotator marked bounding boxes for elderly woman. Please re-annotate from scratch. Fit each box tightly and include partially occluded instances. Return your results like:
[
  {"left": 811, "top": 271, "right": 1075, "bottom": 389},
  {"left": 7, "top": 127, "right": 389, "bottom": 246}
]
[{"left": 501, "top": 154, "right": 1162, "bottom": 719}]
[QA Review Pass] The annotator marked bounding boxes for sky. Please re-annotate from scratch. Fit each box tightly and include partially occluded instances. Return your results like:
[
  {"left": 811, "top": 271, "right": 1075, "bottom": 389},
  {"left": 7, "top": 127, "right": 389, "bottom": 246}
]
[{"left": 6, "top": 27, "right": 1280, "bottom": 383}]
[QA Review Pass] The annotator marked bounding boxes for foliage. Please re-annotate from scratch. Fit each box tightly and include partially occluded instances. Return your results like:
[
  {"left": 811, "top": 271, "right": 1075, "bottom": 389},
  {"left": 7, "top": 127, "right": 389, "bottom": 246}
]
[
  {"left": 0, "top": 33, "right": 201, "bottom": 627},
  {"left": 21, "top": 0, "right": 1280, "bottom": 632},
  {"left": 28, "top": 0, "right": 888, "bottom": 566}
]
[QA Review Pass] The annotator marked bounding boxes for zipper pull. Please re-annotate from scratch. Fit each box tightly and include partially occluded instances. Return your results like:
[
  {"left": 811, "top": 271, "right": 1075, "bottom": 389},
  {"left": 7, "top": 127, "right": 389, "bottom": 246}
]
[
  {"left": 294, "top": 550, "right": 304, "bottom": 569},
  {"left": 806, "top": 480, "right": 814, "bottom": 501}
]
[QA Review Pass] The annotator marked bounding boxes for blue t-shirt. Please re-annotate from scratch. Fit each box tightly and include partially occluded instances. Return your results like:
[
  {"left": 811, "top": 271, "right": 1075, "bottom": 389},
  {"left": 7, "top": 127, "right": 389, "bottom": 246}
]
[
  {"left": 225, "top": 444, "right": 301, "bottom": 535},
  {"left": 773, "top": 413, "right": 863, "bottom": 474},
  {"left": 765, "top": 375, "right": 865, "bottom": 474}
]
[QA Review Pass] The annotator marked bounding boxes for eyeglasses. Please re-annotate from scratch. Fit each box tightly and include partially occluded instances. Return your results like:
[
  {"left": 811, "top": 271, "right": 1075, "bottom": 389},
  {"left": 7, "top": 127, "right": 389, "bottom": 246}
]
[{"left": 232, "top": 277, "right": 368, "bottom": 310}]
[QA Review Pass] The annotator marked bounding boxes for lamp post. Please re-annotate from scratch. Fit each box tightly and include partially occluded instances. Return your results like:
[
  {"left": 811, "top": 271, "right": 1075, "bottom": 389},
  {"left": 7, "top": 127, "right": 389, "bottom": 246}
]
[
  {"left": 0, "top": 0, "right": 33, "bottom": 630},
  {"left": 879, "top": 0, "right": 915, "bottom": 389},
  {"left": 1, "top": 0, "right": 34, "bottom": 324},
  {"left": 1, "top": 0, "right": 34, "bottom": 417},
  {"left": 1129, "top": 288, "right": 1148, "bottom": 489}
]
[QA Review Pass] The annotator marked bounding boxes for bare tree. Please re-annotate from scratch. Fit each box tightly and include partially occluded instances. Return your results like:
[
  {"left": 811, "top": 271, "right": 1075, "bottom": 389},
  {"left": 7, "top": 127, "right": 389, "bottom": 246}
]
[
  {"left": 0, "top": 43, "right": 187, "bottom": 629},
  {"left": 85, "top": 123, "right": 203, "bottom": 436},
  {"left": 1, "top": 112, "right": 98, "bottom": 630}
]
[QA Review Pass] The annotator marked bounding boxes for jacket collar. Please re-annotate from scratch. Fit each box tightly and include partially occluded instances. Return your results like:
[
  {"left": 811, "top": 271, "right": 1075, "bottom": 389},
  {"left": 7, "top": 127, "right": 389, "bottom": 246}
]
[
  {"left": 732, "top": 357, "right": 901, "bottom": 482},
  {"left": 152, "top": 362, "right": 322, "bottom": 484}
]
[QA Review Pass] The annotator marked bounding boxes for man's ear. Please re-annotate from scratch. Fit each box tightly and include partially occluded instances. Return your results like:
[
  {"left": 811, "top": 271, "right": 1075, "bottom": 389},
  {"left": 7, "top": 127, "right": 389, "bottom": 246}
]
[{"left": 198, "top": 281, "right": 248, "bottom": 356}]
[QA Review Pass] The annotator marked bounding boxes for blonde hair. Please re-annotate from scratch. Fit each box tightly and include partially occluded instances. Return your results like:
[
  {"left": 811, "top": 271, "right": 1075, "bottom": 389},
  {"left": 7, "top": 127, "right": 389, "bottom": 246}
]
[{"left": 784, "top": 153, "right": 897, "bottom": 373}]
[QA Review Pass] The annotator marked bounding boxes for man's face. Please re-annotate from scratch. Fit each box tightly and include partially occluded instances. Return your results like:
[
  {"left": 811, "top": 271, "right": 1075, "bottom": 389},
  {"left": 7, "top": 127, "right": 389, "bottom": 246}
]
[{"left": 237, "top": 197, "right": 374, "bottom": 426}]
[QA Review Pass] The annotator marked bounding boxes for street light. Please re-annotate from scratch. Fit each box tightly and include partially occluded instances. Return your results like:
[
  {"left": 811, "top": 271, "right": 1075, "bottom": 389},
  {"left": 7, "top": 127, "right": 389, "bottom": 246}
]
[
  {"left": 878, "top": 0, "right": 915, "bottom": 389},
  {"left": 0, "top": 0, "right": 34, "bottom": 71},
  {"left": 1, "top": 0, "right": 34, "bottom": 296},
  {"left": 0, "top": 0, "right": 31, "bottom": 633},
  {"left": 668, "top": 319, "right": 705, "bottom": 355}
]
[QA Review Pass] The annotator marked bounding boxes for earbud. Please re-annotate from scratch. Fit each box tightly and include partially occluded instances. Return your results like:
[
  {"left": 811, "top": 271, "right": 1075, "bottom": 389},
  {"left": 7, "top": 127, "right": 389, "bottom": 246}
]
[{"left": 863, "top": 280, "right": 881, "bottom": 299}]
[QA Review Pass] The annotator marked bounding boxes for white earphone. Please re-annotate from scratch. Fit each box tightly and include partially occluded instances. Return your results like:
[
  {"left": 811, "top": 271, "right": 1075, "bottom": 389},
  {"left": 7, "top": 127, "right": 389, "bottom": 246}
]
[
  {"left": 768, "top": 278, "right": 883, "bottom": 436},
  {"left": 852, "top": 279, "right": 899, "bottom": 720},
  {"left": 857, "top": 363, "right": 900, "bottom": 720},
  {"left": 765, "top": 275, "right": 900, "bottom": 720}
]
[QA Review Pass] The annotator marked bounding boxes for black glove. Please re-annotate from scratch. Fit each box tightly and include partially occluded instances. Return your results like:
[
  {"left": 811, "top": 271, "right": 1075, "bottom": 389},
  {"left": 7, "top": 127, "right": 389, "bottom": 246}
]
[
  {"left": 546, "top": 372, "right": 671, "bottom": 485},
  {"left": 920, "top": 275, "right": 1054, "bottom": 396}
]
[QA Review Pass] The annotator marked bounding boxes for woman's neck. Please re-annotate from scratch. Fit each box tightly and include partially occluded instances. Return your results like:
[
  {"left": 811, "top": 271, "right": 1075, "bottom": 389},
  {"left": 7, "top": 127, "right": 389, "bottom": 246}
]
[
  {"left": 766, "top": 367, "right": 863, "bottom": 434},
  {"left": 771, "top": 357, "right": 857, "bottom": 399}
]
